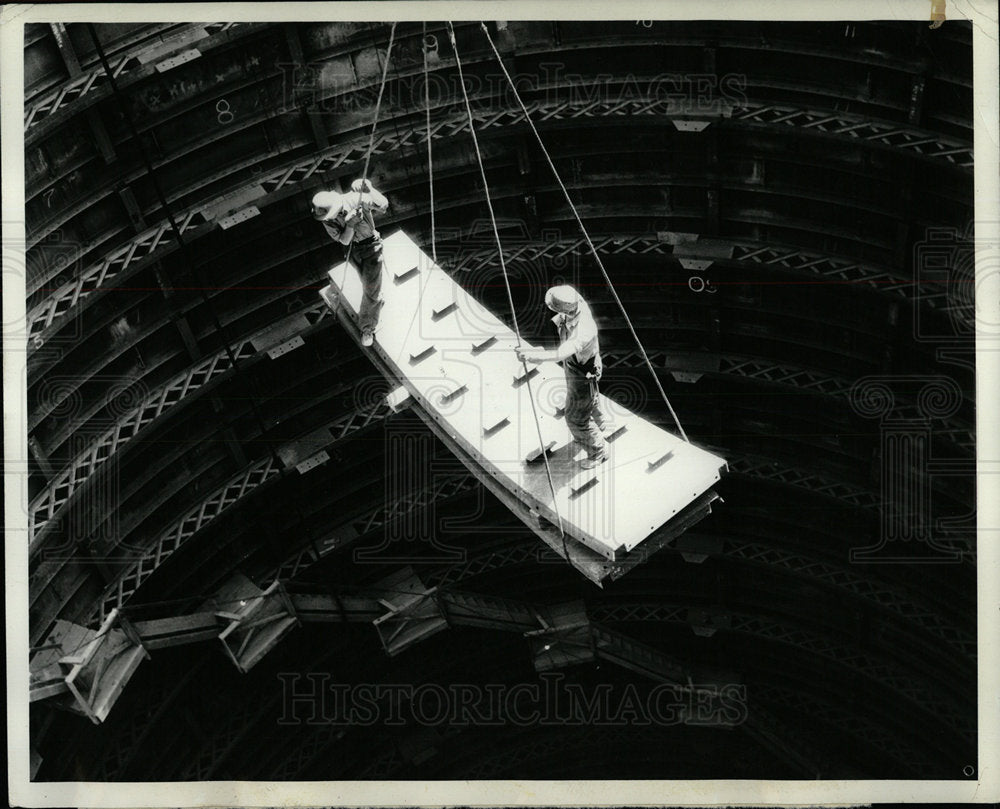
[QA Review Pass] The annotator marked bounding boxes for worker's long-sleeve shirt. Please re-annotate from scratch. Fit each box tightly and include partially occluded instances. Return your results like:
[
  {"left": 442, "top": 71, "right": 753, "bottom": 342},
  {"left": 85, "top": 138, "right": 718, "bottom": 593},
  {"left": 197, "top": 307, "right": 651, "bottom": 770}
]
[
  {"left": 320, "top": 188, "right": 389, "bottom": 244},
  {"left": 552, "top": 300, "right": 601, "bottom": 375}
]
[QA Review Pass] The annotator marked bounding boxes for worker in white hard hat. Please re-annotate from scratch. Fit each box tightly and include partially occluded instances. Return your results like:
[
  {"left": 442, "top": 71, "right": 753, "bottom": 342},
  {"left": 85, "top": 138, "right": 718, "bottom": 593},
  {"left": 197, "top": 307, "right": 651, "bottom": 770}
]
[
  {"left": 311, "top": 178, "right": 390, "bottom": 347},
  {"left": 516, "top": 285, "right": 612, "bottom": 469}
]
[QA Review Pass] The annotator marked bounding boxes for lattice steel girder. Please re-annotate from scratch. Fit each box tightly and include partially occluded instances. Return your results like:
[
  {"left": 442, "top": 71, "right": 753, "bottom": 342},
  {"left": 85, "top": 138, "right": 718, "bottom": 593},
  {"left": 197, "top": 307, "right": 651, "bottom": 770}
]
[
  {"left": 30, "top": 381, "right": 389, "bottom": 645},
  {"left": 727, "top": 451, "right": 971, "bottom": 550},
  {"left": 425, "top": 540, "right": 544, "bottom": 588},
  {"left": 92, "top": 661, "right": 207, "bottom": 780},
  {"left": 269, "top": 723, "right": 347, "bottom": 781},
  {"left": 729, "top": 612, "right": 972, "bottom": 741},
  {"left": 26, "top": 51, "right": 140, "bottom": 132},
  {"left": 731, "top": 104, "right": 973, "bottom": 168},
  {"left": 753, "top": 682, "right": 934, "bottom": 776},
  {"left": 725, "top": 452, "right": 879, "bottom": 508},
  {"left": 590, "top": 623, "right": 738, "bottom": 689},
  {"left": 270, "top": 469, "right": 480, "bottom": 582},
  {"left": 28, "top": 209, "right": 210, "bottom": 334},
  {"left": 721, "top": 539, "right": 976, "bottom": 660},
  {"left": 96, "top": 456, "right": 280, "bottom": 620},
  {"left": 742, "top": 704, "right": 828, "bottom": 778},
  {"left": 28, "top": 223, "right": 959, "bottom": 356},
  {"left": 425, "top": 532, "right": 975, "bottom": 673},
  {"left": 180, "top": 700, "right": 260, "bottom": 781},
  {"left": 588, "top": 602, "right": 973, "bottom": 744},
  {"left": 43, "top": 426, "right": 956, "bottom": 652},
  {"left": 179, "top": 629, "right": 360, "bottom": 781},
  {"left": 271, "top": 447, "right": 891, "bottom": 596},
  {"left": 624, "top": 352, "right": 972, "bottom": 452},
  {"left": 88, "top": 403, "right": 391, "bottom": 625},
  {"left": 26, "top": 79, "right": 968, "bottom": 343},
  {"left": 24, "top": 23, "right": 250, "bottom": 136},
  {"left": 28, "top": 299, "right": 331, "bottom": 546}
]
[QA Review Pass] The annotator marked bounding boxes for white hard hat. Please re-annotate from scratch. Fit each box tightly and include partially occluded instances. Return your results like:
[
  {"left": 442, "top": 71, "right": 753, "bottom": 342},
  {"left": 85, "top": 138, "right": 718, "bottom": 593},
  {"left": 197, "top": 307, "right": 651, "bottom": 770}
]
[
  {"left": 545, "top": 285, "right": 580, "bottom": 314},
  {"left": 311, "top": 191, "right": 341, "bottom": 218}
]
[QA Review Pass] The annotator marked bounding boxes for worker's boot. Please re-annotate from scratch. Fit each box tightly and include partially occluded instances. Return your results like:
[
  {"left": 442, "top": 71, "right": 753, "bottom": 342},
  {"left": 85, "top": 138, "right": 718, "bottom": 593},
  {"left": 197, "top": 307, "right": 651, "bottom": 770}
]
[{"left": 580, "top": 452, "right": 607, "bottom": 470}]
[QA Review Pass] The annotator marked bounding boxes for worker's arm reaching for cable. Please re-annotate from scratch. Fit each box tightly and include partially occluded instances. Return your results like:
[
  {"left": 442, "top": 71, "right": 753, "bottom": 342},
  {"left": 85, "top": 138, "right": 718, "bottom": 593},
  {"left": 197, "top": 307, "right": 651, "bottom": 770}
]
[
  {"left": 348, "top": 178, "right": 389, "bottom": 215},
  {"left": 327, "top": 218, "right": 354, "bottom": 246},
  {"left": 516, "top": 340, "right": 579, "bottom": 364},
  {"left": 516, "top": 287, "right": 598, "bottom": 367}
]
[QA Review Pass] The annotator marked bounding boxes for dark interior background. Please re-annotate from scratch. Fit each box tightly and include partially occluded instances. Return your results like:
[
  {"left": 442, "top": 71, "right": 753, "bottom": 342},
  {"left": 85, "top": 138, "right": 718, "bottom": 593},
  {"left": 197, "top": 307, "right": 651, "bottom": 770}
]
[{"left": 24, "top": 20, "right": 977, "bottom": 781}]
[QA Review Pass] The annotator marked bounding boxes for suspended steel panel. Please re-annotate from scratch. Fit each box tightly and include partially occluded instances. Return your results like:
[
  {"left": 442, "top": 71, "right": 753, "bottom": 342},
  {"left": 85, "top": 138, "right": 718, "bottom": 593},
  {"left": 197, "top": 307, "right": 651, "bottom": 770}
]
[{"left": 320, "top": 231, "right": 725, "bottom": 572}]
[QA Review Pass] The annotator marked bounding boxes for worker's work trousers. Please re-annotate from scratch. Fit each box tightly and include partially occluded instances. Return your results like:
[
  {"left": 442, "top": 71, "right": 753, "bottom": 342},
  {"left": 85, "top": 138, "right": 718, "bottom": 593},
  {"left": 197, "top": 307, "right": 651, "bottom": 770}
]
[
  {"left": 354, "top": 239, "right": 385, "bottom": 334},
  {"left": 563, "top": 362, "right": 608, "bottom": 459}
]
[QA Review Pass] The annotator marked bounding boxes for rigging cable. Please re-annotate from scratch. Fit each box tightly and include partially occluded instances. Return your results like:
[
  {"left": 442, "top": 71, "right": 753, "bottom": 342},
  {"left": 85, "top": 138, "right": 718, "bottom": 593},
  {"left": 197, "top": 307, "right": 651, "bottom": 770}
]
[
  {"left": 480, "top": 22, "right": 690, "bottom": 442},
  {"left": 85, "top": 24, "right": 322, "bottom": 615},
  {"left": 446, "top": 22, "right": 567, "bottom": 549},
  {"left": 423, "top": 22, "right": 437, "bottom": 265},
  {"left": 344, "top": 22, "right": 398, "bottom": 270}
]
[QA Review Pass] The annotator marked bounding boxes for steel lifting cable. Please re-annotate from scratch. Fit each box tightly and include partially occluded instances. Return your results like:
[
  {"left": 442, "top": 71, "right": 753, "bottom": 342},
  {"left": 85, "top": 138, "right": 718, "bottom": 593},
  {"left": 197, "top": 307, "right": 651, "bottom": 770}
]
[
  {"left": 344, "top": 22, "right": 397, "bottom": 270},
  {"left": 85, "top": 25, "right": 320, "bottom": 600},
  {"left": 386, "top": 22, "right": 440, "bottom": 363},
  {"left": 480, "top": 23, "right": 690, "bottom": 443},
  {"left": 446, "top": 22, "right": 567, "bottom": 546},
  {"left": 423, "top": 22, "right": 437, "bottom": 265}
]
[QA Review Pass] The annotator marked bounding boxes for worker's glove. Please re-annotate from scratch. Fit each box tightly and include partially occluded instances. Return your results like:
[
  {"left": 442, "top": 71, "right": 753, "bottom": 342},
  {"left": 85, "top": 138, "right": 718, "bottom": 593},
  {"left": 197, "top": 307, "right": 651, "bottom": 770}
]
[
  {"left": 516, "top": 347, "right": 542, "bottom": 364},
  {"left": 351, "top": 178, "right": 373, "bottom": 193},
  {"left": 341, "top": 206, "right": 363, "bottom": 226}
]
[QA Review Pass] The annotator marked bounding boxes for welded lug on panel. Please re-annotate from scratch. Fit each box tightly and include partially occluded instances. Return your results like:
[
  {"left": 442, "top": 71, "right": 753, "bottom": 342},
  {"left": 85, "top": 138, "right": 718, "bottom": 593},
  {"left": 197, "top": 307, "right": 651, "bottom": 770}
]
[
  {"left": 386, "top": 386, "right": 413, "bottom": 413},
  {"left": 431, "top": 301, "right": 459, "bottom": 321},
  {"left": 525, "top": 439, "right": 557, "bottom": 464},
  {"left": 512, "top": 365, "right": 540, "bottom": 387},
  {"left": 471, "top": 335, "right": 497, "bottom": 355},
  {"left": 29, "top": 609, "right": 149, "bottom": 724},
  {"left": 372, "top": 567, "right": 448, "bottom": 657},
  {"left": 604, "top": 424, "right": 627, "bottom": 442},
  {"left": 440, "top": 383, "right": 469, "bottom": 405},
  {"left": 211, "top": 574, "right": 300, "bottom": 674},
  {"left": 409, "top": 344, "right": 437, "bottom": 365},
  {"left": 524, "top": 600, "right": 594, "bottom": 672},
  {"left": 647, "top": 451, "right": 674, "bottom": 472},
  {"left": 483, "top": 416, "right": 511, "bottom": 438},
  {"left": 569, "top": 476, "right": 600, "bottom": 499},
  {"left": 394, "top": 265, "right": 420, "bottom": 284}
]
